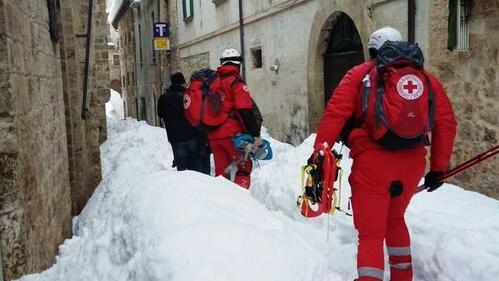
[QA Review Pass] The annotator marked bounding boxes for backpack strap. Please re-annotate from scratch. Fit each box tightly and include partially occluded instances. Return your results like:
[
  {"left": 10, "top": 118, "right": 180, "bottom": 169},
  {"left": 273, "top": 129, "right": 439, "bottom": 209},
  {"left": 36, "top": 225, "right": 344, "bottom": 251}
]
[
  {"left": 422, "top": 73, "right": 436, "bottom": 131},
  {"left": 199, "top": 71, "right": 219, "bottom": 127},
  {"left": 230, "top": 76, "right": 245, "bottom": 89},
  {"left": 422, "top": 73, "right": 436, "bottom": 146},
  {"left": 360, "top": 65, "right": 376, "bottom": 121},
  {"left": 374, "top": 74, "right": 388, "bottom": 128}
]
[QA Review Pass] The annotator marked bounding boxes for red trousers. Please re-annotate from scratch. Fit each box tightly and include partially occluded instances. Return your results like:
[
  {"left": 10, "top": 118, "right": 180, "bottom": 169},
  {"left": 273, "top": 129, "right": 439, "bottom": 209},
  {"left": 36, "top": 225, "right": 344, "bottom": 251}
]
[
  {"left": 349, "top": 147, "right": 426, "bottom": 281},
  {"left": 209, "top": 137, "right": 252, "bottom": 189}
]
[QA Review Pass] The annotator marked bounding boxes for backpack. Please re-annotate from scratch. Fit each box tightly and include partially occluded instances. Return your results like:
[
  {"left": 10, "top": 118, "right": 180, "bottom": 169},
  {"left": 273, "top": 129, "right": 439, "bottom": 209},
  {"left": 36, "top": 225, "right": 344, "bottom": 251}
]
[
  {"left": 230, "top": 77, "right": 264, "bottom": 132},
  {"left": 354, "top": 41, "right": 435, "bottom": 149},
  {"left": 184, "top": 68, "right": 228, "bottom": 130}
]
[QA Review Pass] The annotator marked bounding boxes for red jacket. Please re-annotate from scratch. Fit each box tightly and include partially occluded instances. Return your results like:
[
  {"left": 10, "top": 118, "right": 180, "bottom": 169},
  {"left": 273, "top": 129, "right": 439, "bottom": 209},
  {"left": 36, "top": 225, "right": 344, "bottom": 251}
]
[
  {"left": 314, "top": 61, "right": 457, "bottom": 172},
  {"left": 208, "top": 64, "right": 254, "bottom": 140}
]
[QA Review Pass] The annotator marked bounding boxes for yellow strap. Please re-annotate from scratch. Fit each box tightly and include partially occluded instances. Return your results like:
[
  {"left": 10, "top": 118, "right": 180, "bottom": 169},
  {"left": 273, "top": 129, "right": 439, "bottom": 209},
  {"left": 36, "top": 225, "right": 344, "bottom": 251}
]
[{"left": 328, "top": 158, "right": 343, "bottom": 215}]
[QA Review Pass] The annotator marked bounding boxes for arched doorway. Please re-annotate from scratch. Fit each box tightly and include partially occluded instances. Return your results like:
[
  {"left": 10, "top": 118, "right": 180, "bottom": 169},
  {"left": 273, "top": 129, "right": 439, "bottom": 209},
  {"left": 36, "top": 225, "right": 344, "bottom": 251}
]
[
  {"left": 323, "top": 12, "right": 364, "bottom": 104},
  {"left": 307, "top": 9, "right": 365, "bottom": 132}
]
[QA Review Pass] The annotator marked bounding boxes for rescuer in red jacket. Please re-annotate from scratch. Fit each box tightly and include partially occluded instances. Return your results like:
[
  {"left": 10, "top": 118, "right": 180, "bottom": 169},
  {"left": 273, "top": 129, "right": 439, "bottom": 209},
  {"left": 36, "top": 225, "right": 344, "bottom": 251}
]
[
  {"left": 314, "top": 27, "right": 457, "bottom": 281},
  {"left": 208, "top": 48, "right": 262, "bottom": 189}
]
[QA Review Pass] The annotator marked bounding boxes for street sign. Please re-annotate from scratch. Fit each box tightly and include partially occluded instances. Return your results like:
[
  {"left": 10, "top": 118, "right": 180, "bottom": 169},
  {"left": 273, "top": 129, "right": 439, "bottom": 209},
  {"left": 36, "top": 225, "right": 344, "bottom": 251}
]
[
  {"left": 153, "top": 22, "right": 170, "bottom": 51},
  {"left": 154, "top": 38, "right": 170, "bottom": 50}
]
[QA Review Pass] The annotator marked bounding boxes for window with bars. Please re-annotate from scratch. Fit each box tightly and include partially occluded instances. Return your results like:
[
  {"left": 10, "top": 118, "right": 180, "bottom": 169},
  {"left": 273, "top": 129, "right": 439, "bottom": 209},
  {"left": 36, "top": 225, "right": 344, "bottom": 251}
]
[
  {"left": 457, "top": 0, "right": 471, "bottom": 52},
  {"left": 182, "top": 0, "right": 194, "bottom": 21},
  {"left": 448, "top": 0, "right": 471, "bottom": 52}
]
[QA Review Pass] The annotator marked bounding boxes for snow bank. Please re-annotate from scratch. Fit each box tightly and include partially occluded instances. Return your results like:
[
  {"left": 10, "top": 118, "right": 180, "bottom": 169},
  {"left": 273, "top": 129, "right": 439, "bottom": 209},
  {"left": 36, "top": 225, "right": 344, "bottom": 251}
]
[
  {"left": 17, "top": 115, "right": 499, "bottom": 281},
  {"left": 18, "top": 119, "right": 327, "bottom": 281},
  {"left": 105, "top": 90, "right": 124, "bottom": 123}
]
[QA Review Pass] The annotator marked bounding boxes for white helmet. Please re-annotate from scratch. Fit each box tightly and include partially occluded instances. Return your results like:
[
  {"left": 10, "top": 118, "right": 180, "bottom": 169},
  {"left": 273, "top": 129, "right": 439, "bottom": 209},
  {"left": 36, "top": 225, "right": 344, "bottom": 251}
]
[
  {"left": 368, "top": 27, "right": 403, "bottom": 50},
  {"left": 220, "top": 48, "right": 243, "bottom": 65}
]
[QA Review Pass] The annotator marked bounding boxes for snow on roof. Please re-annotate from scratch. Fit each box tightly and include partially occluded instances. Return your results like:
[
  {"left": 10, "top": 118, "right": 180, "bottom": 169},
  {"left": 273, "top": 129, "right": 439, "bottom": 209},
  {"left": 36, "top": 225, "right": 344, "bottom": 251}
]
[{"left": 108, "top": 0, "right": 135, "bottom": 28}]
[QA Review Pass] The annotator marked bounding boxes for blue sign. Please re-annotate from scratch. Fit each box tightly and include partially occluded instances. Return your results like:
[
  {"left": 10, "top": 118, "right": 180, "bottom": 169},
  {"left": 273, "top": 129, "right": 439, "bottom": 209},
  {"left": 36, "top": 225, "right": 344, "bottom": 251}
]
[{"left": 153, "top": 22, "right": 170, "bottom": 38}]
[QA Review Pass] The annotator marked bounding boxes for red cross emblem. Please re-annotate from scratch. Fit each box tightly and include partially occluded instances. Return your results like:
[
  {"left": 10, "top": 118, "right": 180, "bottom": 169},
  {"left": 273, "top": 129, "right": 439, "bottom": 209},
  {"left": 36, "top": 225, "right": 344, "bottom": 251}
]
[
  {"left": 397, "top": 75, "right": 424, "bottom": 100},
  {"left": 403, "top": 80, "right": 418, "bottom": 94}
]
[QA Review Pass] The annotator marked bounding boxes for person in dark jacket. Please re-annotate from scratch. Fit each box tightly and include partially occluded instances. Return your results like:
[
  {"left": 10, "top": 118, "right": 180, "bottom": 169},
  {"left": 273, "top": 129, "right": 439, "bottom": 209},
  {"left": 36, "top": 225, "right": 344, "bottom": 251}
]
[{"left": 157, "top": 72, "right": 210, "bottom": 174}]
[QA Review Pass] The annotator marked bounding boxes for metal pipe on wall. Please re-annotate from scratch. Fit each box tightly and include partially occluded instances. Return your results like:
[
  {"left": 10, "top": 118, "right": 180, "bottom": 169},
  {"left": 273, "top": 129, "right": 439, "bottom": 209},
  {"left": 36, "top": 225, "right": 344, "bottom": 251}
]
[
  {"left": 238, "top": 0, "right": 246, "bottom": 79},
  {"left": 81, "top": 0, "right": 95, "bottom": 119},
  {"left": 408, "top": 0, "right": 415, "bottom": 43}
]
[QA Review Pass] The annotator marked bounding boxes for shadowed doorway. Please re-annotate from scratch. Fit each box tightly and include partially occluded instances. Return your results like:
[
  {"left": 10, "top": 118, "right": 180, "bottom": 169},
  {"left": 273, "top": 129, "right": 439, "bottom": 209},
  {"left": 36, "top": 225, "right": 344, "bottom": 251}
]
[{"left": 323, "top": 12, "right": 364, "bottom": 104}]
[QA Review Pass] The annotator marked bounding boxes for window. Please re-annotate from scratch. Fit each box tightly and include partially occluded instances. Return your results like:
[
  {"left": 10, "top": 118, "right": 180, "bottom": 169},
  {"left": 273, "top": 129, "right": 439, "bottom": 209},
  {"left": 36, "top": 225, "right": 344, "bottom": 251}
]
[
  {"left": 457, "top": 0, "right": 471, "bottom": 52},
  {"left": 140, "top": 97, "right": 147, "bottom": 121},
  {"left": 447, "top": 0, "right": 471, "bottom": 52},
  {"left": 251, "top": 47, "right": 263, "bottom": 69},
  {"left": 138, "top": 23, "right": 143, "bottom": 64},
  {"left": 151, "top": 11, "right": 156, "bottom": 65},
  {"left": 135, "top": 98, "right": 139, "bottom": 119},
  {"left": 182, "top": 0, "right": 194, "bottom": 21},
  {"left": 113, "top": 54, "right": 120, "bottom": 66},
  {"left": 47, "top": 0, "right": 60, "bottom": 43}
]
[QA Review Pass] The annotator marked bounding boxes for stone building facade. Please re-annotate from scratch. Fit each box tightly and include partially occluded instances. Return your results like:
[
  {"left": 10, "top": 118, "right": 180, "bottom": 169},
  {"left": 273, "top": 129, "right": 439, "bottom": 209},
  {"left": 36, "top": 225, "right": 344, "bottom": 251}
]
[
  {"left": 107, "top": 0, "right": 122, "bottom": 95},
  {"left": 174, "top": 0, "right": 430, "bottom": 144},
  {"left": 110, "top": 0, "right": 175, "bottom": 126},
  {"left": 426, "top": 1, "right": 498, "bottom": 197},
  {"left": 0, "top": 0, "right": 110, "bottom": 280},
  {"left": 173, "top": 0, "right": 498, "bottom": 196}
]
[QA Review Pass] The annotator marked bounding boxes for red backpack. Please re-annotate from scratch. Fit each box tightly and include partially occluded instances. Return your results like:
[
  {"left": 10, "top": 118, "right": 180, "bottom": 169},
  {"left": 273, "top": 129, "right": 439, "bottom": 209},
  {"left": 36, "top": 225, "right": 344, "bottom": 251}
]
[
  {"left": 184, "top": 68, "right": 231, "bottom": 130},
  {"left": 357, "top": 41, "right": 435, "bottom": 149}
]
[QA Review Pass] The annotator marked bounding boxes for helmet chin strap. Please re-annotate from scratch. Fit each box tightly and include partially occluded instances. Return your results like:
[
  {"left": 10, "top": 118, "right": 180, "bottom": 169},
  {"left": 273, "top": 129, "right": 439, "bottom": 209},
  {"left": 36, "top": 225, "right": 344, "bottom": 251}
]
[{"left": 369, "top": 48, "right": 378, "bottom": 60}]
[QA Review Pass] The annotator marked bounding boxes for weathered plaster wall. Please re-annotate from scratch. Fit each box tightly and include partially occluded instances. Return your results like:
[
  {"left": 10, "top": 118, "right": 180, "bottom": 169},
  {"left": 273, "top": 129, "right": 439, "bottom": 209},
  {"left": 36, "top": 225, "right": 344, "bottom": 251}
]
[{"left": 176, "top": 0, "right": 430, "bottom": 145}]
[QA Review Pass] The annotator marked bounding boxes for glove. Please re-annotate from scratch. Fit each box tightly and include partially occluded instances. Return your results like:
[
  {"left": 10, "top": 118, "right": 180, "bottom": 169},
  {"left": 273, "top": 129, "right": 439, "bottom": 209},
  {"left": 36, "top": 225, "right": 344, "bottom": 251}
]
[
  {"left": 307, "top": 153, "right": 315, "bottom": 166},
  {"left": 424, "top": 171, "right": 444, "bottom": 192}
]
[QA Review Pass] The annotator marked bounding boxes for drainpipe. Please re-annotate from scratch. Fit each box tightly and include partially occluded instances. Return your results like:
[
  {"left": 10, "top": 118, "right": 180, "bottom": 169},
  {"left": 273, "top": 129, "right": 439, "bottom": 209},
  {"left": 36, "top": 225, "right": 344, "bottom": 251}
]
[
  {"left": 238, "top": 0, "right": 246, "bottom": 79},
  {"left": 81, "top": 0, "right": 95, "bottom": 119},
  {"left": 408, "top": 0, "right": 415, "bottom": 43}
]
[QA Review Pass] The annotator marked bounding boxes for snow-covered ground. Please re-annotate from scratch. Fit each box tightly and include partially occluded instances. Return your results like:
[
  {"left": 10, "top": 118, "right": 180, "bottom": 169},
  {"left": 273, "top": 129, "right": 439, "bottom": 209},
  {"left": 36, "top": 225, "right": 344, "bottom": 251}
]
[{"left": 17, "top": 92, "right": 499, "bottom": 281}]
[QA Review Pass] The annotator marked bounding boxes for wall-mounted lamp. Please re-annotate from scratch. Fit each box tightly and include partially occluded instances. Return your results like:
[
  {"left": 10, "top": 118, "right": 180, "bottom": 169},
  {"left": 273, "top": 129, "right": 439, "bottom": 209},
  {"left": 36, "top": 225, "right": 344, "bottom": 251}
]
[{"left": 270, "top": 59, "right": 280, "bottom": 74}]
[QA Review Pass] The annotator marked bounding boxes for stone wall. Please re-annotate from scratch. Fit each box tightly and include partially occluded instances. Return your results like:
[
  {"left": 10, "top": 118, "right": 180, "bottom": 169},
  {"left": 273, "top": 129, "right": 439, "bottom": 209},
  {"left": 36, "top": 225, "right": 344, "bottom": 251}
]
[
  {"left": 427, "top": 0, "right": 499, "bottom": 198},
  {"left": 119, "top": 9, "right": 139, "bottom": 119},
  {"left": 0, "top": 0, "right": 110, "bottom": 279},
  {"left": 0, "top": 1, "right": 72, "bottom": 279},
  {"left": 179, "top": 52, "right": 210, "bottom": 78},
  {"left": 59, "top": 0, "right": 109, "bottom": 215}
]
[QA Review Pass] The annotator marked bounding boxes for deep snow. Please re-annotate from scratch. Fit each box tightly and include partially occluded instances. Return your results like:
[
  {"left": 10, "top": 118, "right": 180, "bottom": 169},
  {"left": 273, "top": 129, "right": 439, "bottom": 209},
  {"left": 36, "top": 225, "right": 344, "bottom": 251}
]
[{"left": 17, "top": 91, "right": 499, "bottom": 281}]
